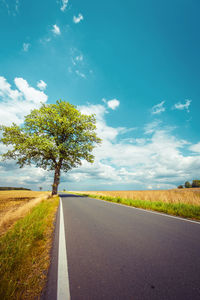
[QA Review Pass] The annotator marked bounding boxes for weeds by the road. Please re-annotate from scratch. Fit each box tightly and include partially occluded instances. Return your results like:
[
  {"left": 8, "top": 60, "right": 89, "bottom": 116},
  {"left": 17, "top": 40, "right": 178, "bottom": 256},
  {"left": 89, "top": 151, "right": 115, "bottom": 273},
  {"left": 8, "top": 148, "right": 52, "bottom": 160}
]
[
  {"left": 73, "top": 191, "right": 200, "bottom": 221},
  {"left": 0, "top": 196, "right": 59, "bottom": 300}
]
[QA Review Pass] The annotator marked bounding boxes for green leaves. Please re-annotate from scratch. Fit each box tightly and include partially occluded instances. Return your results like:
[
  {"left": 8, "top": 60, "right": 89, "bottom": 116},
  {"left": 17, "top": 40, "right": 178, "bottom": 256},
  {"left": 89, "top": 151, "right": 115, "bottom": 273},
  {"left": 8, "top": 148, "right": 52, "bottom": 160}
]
[{"left": 0, "top": 100, "right": 101, "bottom": 173}]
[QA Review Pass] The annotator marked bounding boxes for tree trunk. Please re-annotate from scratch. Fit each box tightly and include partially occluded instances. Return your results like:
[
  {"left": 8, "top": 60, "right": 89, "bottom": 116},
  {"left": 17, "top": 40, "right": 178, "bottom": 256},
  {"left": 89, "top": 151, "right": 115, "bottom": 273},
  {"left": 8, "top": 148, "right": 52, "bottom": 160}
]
[{"left": 52, "top": 165, "right": 61, "bottom": 195}]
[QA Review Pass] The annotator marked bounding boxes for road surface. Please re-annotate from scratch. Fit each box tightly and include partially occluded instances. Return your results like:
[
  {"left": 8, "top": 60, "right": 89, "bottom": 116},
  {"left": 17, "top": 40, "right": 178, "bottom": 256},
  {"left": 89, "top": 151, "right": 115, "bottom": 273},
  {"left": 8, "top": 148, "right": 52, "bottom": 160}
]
[{"left": 42, "top": 194, "right": 200, "bottom": 300}]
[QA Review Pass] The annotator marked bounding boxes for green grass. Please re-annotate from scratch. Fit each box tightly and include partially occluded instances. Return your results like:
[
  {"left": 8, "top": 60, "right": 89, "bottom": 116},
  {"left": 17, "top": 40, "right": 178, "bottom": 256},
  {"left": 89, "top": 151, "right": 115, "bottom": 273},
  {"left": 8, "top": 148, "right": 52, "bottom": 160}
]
[
  {"left": 75, "top": 193, "right": 200, "bottom": 221},
  {"left": 0, "top": 196, "right": 59, "bottom": 300}
]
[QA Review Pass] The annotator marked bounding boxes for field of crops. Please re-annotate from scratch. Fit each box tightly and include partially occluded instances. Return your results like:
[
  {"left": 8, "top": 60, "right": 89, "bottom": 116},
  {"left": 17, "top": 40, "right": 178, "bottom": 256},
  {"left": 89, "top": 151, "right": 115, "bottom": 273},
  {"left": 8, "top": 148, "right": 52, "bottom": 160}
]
[
  {"left": 76, "top": 189, "right": 200, "bottom": 206},
  {"left": 0, "top": 190, "right": 51, "bottom": 236}
]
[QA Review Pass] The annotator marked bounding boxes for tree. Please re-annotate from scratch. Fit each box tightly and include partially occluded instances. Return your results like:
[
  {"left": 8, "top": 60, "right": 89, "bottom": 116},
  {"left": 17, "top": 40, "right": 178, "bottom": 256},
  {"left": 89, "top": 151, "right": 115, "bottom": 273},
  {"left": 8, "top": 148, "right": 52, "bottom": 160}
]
[
  {"left": 192, "top": 180, "right": 200, "bottom": 188},
  {"left": 177, "top": 185, "right": 183, "bottom": 189},
  {"left": 0, "top": 100, "right": 101, "bottom": 195},
  {"left": 184, "top": 181, "right": 191, "bottom": 188}
]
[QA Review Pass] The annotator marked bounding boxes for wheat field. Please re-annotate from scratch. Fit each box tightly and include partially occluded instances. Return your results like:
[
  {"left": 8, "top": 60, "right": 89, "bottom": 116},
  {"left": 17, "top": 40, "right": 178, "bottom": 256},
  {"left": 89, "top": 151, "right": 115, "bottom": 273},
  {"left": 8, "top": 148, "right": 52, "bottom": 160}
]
[
  {"left": 0, "top": 190, "right": 51, "bottom": 236},
  {"left": 76, "top": 189, "right": 200, "bottom": 206}
]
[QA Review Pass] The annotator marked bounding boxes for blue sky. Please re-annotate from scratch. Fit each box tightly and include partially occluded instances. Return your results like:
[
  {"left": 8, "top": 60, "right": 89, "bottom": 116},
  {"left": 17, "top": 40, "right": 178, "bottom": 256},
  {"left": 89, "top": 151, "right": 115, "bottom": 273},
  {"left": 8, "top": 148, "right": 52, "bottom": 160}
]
[{"left": 0, "top": 0, "right": 200, "bottom": 191}]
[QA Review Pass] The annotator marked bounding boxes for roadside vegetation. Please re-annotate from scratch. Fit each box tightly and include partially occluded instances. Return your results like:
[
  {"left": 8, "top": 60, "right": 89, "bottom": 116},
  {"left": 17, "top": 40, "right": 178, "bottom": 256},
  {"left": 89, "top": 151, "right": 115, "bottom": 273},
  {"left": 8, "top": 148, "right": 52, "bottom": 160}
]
[
  {"left": 0, "top": 194, "right": 59, "bottom": 300},
  {"left": 73, "top": 189, "right": 200, "bottom": 221}
]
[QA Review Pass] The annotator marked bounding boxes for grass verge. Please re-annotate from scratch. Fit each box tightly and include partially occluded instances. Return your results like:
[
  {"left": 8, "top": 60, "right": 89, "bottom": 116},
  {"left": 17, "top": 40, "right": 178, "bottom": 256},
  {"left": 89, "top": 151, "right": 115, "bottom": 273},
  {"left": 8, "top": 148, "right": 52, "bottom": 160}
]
[
  {"left": 74, "top": 193, "right": 200, "bottom": 221},
  {"left": 0, "top": 196, "right": 59, "bottom": 300}
]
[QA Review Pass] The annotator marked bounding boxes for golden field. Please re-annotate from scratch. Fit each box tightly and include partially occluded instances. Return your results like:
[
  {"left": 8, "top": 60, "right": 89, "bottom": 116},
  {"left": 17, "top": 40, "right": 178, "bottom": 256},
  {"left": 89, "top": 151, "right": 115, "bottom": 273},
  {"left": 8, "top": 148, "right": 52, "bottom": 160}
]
[
  {"left": 76, "top": 188, "right": 200, "bottom": 206},
  {"left": 0, "top": 190, "right": 51, "bottom": 236}
]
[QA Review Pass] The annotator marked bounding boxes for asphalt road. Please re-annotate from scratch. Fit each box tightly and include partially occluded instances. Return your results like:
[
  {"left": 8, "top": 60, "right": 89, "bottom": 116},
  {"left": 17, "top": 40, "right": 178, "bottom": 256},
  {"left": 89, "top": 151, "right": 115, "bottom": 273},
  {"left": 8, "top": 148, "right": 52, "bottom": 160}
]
[{"left": 42, "top": 194, "right": 200, "bottom": 300}]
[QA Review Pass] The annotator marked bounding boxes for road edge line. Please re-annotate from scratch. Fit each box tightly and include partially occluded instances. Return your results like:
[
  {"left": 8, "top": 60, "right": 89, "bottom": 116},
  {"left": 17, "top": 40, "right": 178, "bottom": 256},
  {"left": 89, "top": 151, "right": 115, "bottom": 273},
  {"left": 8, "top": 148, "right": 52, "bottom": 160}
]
[{"left": 57, "top": 197, "right": 70, "bottom": 300}]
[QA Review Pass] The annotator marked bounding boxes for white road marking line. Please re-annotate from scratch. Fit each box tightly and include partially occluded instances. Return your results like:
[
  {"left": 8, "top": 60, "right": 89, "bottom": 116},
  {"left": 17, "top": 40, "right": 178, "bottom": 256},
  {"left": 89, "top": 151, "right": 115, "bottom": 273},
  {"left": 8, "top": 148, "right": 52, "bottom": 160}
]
[
  {"left": 57, "top": 198, "right": 71, "bottom": 300},
  {"left": 88, "top": 196, "right": 200, "bottom": 225}
]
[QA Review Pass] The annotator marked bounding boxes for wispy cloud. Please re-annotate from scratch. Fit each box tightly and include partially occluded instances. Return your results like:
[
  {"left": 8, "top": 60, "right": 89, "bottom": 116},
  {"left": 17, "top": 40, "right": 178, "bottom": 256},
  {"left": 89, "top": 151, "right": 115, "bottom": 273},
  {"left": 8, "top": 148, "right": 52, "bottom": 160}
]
[
  {"left": 37, "top": 80, "right": 47, "bottom": 91},
  {"left": 173, "top": 99, "right": 191, "bottom": 112},
  {"left": 151, "top": 101, "right": 165, "bottom": 115},
  {"left": 71, "top": 54, "right": 84, "bottom": 66},
  {"left": 60, "top": 0, "right": 68, "bottom": 11},
  {"left": 22, "top": 43, "right": 30, "bottom": 52},
  {"left": 39, "top": 37, "right": 51, "bottom": 45},
  {"left": 189, "top": 142, "right": 200, "bottom": 153},
  {"left": 144, "top": 120, "right": 162, "bottom": 134},
  {"left": 75, "top": 70, "right": 86, "bottom": 79},
  {"left": 52, "top": 24, "right": 61, "bottom": 35},
  {"left": 73, "top": 13, "right": 84, "bottom": 24},
  {"left": 2, "top": 0, "right": 20, "bottom": 16},
  {"left": 15, "top": 0, "right": 19, "bottom": 12},
  {"left": 68, "top": 49, "right": 91, "bottom": 78},
  {"left": 75, "top": 54, "right": 83, "bottom": 62}
]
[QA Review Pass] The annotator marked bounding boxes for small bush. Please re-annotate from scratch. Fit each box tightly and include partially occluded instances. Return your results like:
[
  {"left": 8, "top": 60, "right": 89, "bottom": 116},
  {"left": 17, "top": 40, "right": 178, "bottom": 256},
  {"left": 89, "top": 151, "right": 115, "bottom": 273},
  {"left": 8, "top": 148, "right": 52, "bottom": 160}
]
[{"left": 178, "top": 185, "right": 184, "bottom": 189}]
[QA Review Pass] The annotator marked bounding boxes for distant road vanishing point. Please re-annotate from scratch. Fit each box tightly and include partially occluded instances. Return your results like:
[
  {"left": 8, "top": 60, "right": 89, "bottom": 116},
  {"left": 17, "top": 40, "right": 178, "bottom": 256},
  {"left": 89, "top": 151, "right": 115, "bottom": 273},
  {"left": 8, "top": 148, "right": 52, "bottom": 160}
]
[{"left": 42, "top": 194, "right": 200, "bottom": 300}]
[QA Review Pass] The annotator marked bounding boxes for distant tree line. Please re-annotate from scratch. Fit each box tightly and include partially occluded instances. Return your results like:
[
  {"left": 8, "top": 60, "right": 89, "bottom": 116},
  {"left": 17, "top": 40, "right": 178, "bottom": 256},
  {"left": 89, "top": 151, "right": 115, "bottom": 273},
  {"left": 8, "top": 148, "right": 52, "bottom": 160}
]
[
  {"left": 0, "top": 187, "right": 31, "bottom": 191},
  {"left": 178, "top": 180, "right": 200, "bottom": 189}
]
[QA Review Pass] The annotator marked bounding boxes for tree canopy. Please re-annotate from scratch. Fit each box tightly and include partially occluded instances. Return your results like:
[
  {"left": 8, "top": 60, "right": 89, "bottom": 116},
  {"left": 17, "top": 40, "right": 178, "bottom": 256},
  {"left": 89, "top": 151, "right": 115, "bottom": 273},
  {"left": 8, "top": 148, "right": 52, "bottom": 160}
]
[
  {"left": 192, "top": 180, "right": 200, "bottom": 188},
  {"left": 0, "top": 100, "right": 101, "bottom": 194},
  {"left": 178, "top": 179, "right": 200, "bottom": 189},
  {"left": 184, "top": 181, "right": 191, "bottom": 188}
]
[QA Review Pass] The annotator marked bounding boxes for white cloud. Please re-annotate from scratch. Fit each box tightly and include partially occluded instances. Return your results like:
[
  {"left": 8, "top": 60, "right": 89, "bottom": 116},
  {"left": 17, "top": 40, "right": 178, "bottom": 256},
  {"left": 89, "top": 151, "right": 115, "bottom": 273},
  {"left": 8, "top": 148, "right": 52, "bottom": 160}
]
[
  {"left": 40, "top": 37, "right": 51, "bottom": 44},
  {"left": 189, "top": 142, "right": 200, "bottom": 153},
  {"left": 67, "top": 161, "right": 122, "bottom": 183},
  {"left": 73, "top": 13, "right": 84, "bottom": 24},
  {"left": 0, "top": 76, "right": 21, "bottom": 102},
  {"left": 144, "top": 120, "right": 162, "bottom": 134},
  {"left": 15, "top": 0, "right": 19, "bottom": 12},
  {"left": 75, "top": 70, "right": 86, "bottom": 79},
  {"left": 71, "top": 58, "right": 76, "bottom": 66},
  {"left": 71, "top": 102, "right": 200, "bottom": 190},
  {"left": 173, "top": 99, "right": 191, "bottom": 112},
  {"left": 60, "top": 0, "right": 68, "bottom": 11},
  {"left": 147, "top": 185, "right": 153, "bottom": 189},
  {"left": 106, "top": 99, "right": 120, "bottom": 110},
  {"left": 0, "top": 76, "right": 48, "bottom": 126},
  {"left": 78, "top": 104, "right": 119, "bottom": 141},
  {"left": 37, "top": 80, "right": 47, "bottom": 91},
  {"left": 52, "top": 24, "right": 61, "bottom": 35},
  {"left": 71, "top": 54, "right": 83, "bottom": 66},
  {"left": 69, "top": 49, "right": 92, "bottom": 78},
  {"left": 151, "top": 101, "right": 165, "bottom": 115},
  {"left": 0, "top": 162, "right": 54, "bottom": 190},
  {"left": 75, "top": 54, "right": 83, "bottom": 62},
  {"left": 14, "top": 78, "right": 47, "bottom": 103},
  {"left": 23, "top": 43, "right": 30, "bottom": 52}
]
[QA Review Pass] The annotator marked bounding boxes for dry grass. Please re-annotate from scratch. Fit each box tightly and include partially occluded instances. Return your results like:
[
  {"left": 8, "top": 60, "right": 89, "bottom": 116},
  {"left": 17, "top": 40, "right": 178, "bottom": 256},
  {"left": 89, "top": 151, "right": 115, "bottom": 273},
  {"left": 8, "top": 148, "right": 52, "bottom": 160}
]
[
  {"left": 75, "top": 188, "right": 200, "bottom": 206},
  {"left": 0, "top": 191, "right": 51, "bottom": 236},
  {"left": 0, "top": 196, "right": 59, "bottom": 300}
]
